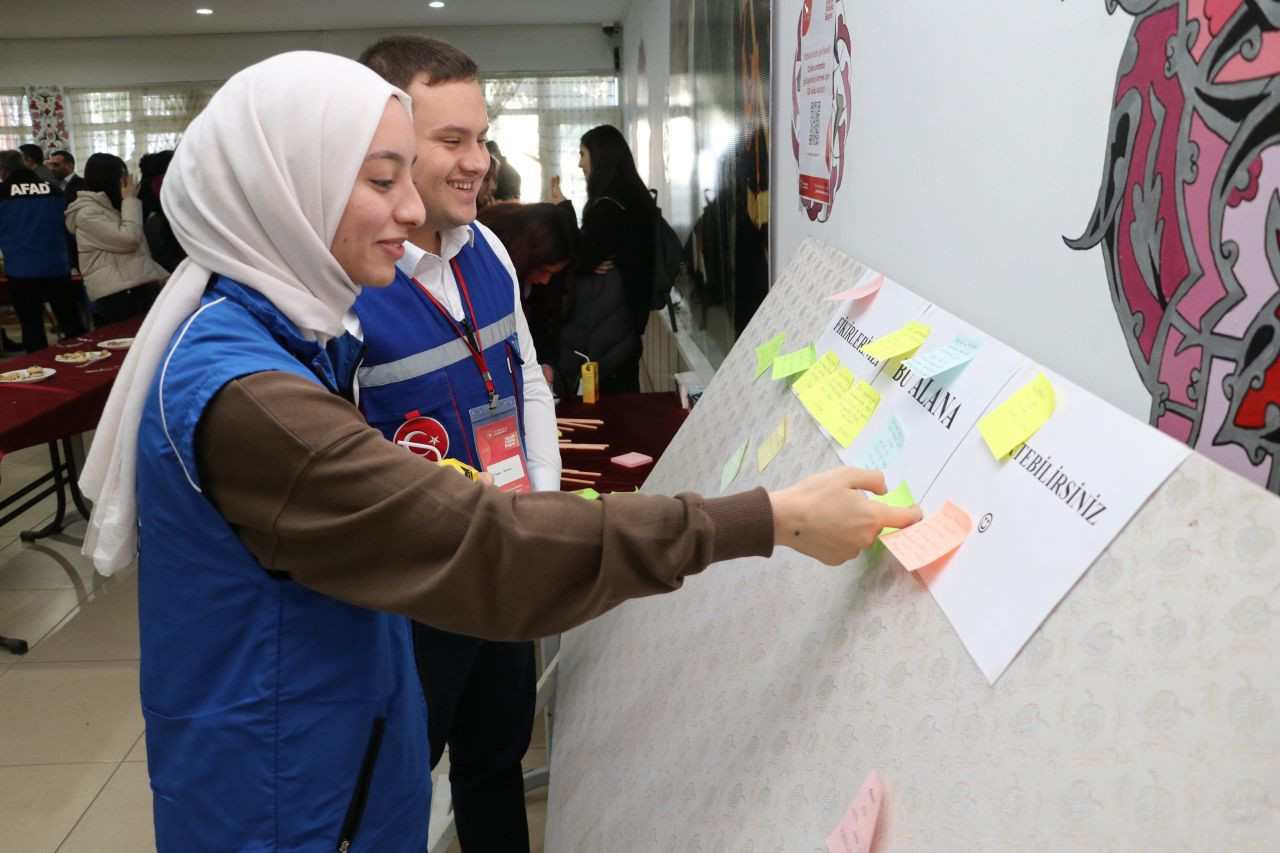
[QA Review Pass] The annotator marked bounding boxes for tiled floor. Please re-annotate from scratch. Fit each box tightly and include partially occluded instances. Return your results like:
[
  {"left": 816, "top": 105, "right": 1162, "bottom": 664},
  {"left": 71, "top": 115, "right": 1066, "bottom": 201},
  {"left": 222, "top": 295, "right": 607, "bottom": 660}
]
[{"left": 0, "top": 441, "right": 549, "bottom": 852}]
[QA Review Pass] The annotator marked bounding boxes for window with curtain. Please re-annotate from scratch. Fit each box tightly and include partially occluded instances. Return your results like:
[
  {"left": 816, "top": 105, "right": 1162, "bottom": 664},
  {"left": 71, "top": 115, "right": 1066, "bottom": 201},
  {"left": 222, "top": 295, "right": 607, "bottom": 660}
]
[
  {"left": 482, "top": 75, "right": 621, "bottom": 215},
  {"left": 0, "top": 90, "right": 34, "bottom": 152},
  {"left": 67, "top": 81, "right": 221, "bottom": 170}
]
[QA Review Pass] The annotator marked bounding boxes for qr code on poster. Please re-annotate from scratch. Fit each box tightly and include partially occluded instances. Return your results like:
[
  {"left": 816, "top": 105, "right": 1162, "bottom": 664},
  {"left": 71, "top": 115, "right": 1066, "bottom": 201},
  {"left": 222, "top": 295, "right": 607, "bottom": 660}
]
[{"left": 807, "top": 101, "right": 821, "bottom": 147}]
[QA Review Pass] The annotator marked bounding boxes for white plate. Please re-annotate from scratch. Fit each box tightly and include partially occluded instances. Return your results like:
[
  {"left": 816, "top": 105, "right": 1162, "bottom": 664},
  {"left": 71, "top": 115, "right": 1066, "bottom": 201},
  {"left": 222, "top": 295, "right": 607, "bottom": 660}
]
[
  {"left": 54, "top": 350, "right": 112, "bottom": 365},
  {"left": 99, "top": 338, "right": 134, "bottom": 350},
  {"left": 0, "top": 366, "right": 57, "bottom": 384}
]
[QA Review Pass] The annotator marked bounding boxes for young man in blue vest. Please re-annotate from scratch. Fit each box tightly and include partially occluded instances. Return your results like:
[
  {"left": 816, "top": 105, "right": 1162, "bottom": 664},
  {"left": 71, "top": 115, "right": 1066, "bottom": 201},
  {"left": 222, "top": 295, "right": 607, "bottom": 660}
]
[{"left": 356, "top": 37, "right": 560, "bottom": 851}]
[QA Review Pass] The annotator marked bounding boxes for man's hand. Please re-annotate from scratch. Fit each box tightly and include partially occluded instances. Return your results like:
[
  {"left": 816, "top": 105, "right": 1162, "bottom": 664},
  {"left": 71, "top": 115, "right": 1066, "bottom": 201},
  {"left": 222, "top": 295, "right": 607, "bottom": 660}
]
[
  {"left": 768, "top": 467, "right": 923, "bottom": 566},
  {"left": 548, "top": 175, "right": 566, "bottom": 204}
]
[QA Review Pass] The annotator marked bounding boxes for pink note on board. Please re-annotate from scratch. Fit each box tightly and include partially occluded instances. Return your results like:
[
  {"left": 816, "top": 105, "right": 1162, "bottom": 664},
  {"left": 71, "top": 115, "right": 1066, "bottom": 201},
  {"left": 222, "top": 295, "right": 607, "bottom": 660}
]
[
  {"left": 879, "top": 500, "right": 972, "bottom": 571},
  {"left": 611, "top": 451, "right": 653, "bottom": 468},
  {"left": 824, "top": 273, "right": 884, "bottom": 302},
  {"left": 827, "top": 770, "right": 884, "bottom": 853}
]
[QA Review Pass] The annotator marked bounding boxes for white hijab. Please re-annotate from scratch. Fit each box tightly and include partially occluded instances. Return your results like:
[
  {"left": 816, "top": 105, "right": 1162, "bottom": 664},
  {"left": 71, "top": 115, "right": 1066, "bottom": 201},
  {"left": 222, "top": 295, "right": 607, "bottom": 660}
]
[{"left": 80, "top": 51, "right": 412, "bottom": 575}]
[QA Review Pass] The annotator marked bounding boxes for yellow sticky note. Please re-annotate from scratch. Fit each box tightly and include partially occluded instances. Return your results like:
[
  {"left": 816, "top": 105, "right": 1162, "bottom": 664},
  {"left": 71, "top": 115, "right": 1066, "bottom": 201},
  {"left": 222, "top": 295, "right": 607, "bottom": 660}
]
[
  {"left": 757, "top": 416, "right": 788, "bottom": 470},
  {"left": 792, "top": 350, "right": 841, "bottom": 398},
  {"left": 831, "top": 380, "right": 880, "bottom": 447},
  {"left": 977, "top": 373, "right": 1056, "bottom": 459},
  {"left": 754, "top": 332, "right": 786, "bottom": 380},
  {"left": 798, "top": 365, "right": 854, "bottom": 418},
  {"left": 870, "top": 479, "right": 915, "bottom": 536},
  {"left": 771, "top": 344, "right": 817, "bottom": 380},
  {"left": 859, "top": 321, "right": 932, "bottom": 362},
  {"left": 574, "top": 487, "right": 601, "bottom": 500},
  {"left": 879, "top": 500, "right": 972, "bottom": 571}
]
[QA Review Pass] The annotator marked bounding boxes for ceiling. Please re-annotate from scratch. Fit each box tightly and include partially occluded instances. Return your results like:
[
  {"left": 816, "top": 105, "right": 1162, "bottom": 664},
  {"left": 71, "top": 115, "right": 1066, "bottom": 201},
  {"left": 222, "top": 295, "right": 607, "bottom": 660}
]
[{"left": 5, "top": 0, "right": 629, "bottom": 39}]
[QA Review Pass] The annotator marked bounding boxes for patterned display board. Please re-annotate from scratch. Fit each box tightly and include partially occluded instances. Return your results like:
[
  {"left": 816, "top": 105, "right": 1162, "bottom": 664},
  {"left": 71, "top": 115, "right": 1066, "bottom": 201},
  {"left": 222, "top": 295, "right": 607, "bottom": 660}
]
[{"left": 545, "top": 238, "right": 1280, "bottom": 851}]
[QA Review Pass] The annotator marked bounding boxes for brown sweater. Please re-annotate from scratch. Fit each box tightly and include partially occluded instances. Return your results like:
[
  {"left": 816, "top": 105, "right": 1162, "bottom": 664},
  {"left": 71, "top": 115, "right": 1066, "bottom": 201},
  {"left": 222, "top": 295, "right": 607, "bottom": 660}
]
[{"left": 195, "top": 371, "right": 774, "bottom": 641}]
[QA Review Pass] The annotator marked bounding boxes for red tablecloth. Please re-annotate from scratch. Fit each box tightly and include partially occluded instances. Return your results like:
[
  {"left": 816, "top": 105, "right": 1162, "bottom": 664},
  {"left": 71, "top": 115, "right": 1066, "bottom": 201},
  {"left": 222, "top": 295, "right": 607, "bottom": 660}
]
[
  {"left": 555, "top": 392, "right": 689, "bottom": 494},
  {"left": 0, "top": 317, "right": 143, "bottom": 453}
]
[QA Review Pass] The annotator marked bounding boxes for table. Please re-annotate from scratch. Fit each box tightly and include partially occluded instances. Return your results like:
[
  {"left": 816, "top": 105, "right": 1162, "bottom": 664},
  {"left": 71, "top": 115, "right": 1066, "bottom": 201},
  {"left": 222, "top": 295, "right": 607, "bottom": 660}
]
[
  {"left": 554, "top": 392, "right": 690, "bottom": 494},
  {"left": 0, "top": 316, "right": 143, "bottom": 541}
]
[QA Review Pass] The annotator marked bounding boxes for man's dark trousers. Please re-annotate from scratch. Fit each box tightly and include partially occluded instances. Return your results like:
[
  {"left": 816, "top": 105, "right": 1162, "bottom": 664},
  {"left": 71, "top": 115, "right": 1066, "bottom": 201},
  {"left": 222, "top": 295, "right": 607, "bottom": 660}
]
[
  {"left": 415, "top": 622, "right": 536, "bottom": 851},
  {"left": 9, "top": 276, "right": 86, "bottom": 352}
]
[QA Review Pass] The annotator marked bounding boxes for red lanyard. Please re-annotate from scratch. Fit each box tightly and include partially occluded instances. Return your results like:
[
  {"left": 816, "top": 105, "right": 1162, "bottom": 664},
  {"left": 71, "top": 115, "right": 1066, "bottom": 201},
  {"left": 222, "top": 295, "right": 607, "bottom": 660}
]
[{"left": 412, "top": 259, "right": 498, "bottom": 408}]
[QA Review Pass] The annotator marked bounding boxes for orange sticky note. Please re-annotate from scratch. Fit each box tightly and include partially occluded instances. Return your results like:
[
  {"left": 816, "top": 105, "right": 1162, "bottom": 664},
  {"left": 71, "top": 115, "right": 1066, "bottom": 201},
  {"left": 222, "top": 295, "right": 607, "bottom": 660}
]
[
  {"left": 827, "top": 770, "right": 884, "bottom": 853},
  {"left": 879, "top": 501, "right": 972, "bottom": 571}
]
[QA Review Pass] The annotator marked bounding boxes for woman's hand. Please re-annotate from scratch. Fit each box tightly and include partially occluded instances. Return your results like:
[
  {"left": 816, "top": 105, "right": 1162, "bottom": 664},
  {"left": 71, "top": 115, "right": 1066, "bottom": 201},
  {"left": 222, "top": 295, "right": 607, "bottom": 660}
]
[
  {"left": 121, "top": 172, "right": 140, "bottom": 199},
  {"left": 768, "top": 467, "right": 923, "bottom": 566},
  {"left": 548, "top": 175, "right": 566, "bottom": 204}
]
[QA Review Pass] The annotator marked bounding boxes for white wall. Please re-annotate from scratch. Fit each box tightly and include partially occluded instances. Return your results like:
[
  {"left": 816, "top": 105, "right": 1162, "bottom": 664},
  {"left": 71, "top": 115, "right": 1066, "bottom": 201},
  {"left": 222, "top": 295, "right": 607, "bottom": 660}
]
[
  {"left": 771, "top": 0, "right": 1149, "bottom": 419},
  {"left": 0, "top": 25, "right": 614, "bottom": 87},
  {"left": 619, "top": 0, "right": 670, "bottom": 211}
]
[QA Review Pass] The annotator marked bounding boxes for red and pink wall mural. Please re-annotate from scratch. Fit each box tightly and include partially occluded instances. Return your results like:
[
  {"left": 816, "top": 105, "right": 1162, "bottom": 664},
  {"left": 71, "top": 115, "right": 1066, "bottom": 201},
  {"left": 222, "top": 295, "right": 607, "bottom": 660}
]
[{"left": 1069, "top": 0, "right": 1280, "bottom": 492}]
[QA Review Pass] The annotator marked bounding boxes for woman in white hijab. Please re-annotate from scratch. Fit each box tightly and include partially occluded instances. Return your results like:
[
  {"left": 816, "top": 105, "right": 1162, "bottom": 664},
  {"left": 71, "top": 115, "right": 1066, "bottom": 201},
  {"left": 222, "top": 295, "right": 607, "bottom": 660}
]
[{"left": 79, "top": 51, "right": 917, "bottom": 850}]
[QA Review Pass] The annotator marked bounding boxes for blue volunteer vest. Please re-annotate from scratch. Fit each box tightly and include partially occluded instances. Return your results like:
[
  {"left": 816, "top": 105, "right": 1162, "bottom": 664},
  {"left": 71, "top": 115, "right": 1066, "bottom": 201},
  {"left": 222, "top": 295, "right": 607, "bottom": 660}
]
[
  {"left": 136, "top": 277, "right": 430, "bottom": 852},
  {"left": 354, "top": 225, "right": 526, "bottom": 468}
]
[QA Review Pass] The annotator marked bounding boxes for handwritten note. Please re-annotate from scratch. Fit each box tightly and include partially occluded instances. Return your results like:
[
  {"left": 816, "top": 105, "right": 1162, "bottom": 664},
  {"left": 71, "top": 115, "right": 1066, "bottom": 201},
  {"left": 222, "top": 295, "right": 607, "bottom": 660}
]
[
  {"left": 824, "top": 272, "right": 884, "bottom": 302},
  {"left": 771, "top": 344, "right": 817, "bottom": 380},
  {"left": 827, "top": 771, "right": 884, "bottom": 853},
  {"left": 754, "top": 332, "right": 786, "bottom": 379},
  {"left": 856, "top": 415, "right": 908, "bottom": 472},
  {"left": 792, "top": 350, "right": 841, "bottom": 398},
  {"left": 720, "top": 439, "right": 749, "bottom": 493},
  {"left": 977, "top": 372, "right": 1056, "bottom": 459},
  {"left": 830, "top": 380, "right": 881, "bottom": 447},
  {"left": 757, "top": 416, "right": 788, "bottom": 471},
  {"left": 859, "top": 321, "right": 932, "bottom": 362},
  {"left": 879, "top": 500, "right": 972, "bottom": 571},
  {"left": 901, "top": 333, "right": 982, "bottom": 379},
  {"left": 798, "top": 365, "right": 854, "bottom": 419}
]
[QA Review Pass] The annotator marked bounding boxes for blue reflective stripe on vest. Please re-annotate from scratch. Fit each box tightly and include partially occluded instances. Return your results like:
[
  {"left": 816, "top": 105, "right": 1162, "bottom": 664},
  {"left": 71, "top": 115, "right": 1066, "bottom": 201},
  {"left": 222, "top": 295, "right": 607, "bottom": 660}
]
[
  {"left": 357, "top": 312, "right": 517, "bottom": 388},
  {"left": 136, "top": 276, "right": 430, "bottom": 851}
]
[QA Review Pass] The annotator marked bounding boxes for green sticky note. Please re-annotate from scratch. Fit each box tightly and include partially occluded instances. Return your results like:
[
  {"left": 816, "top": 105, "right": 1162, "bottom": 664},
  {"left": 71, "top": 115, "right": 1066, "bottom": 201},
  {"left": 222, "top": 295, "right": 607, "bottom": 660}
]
[
  {"left": 771, "top": 344, "right": 817, "bottom": 380},
  {"left": 720, "top": 439, "right": 749, "bottom": 493},
  {"left": 754, "top": 332, "right": 787, "bottom": 379},
  {"left": 575, "top": 488, "right": 601, "bottom": 500},
  {"left": 870, "top": 479, "right": 915, "bottom": 536}
]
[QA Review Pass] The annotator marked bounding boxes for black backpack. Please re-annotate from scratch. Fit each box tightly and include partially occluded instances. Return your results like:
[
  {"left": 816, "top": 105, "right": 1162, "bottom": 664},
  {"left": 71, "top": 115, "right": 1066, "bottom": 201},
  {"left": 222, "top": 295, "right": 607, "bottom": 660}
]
[{"left": 649, "top": 190, "right": 683, "bottom": 311}]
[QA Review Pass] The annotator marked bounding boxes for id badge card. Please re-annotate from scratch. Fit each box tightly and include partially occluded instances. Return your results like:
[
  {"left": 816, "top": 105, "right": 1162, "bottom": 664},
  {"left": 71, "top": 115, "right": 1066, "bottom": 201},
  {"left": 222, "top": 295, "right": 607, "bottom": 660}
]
[{"left": 468, "top": 396, "right": 532, "bottom": 493}]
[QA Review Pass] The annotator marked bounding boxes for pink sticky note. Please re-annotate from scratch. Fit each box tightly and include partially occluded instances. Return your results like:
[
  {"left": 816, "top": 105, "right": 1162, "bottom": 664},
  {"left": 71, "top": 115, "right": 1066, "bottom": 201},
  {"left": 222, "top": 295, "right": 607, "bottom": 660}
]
[
  {"left": 827, "top": 770, "right": 884, "bottom": 853},
  {"left": 879, "top": 500, "right": 972, "bottom": 571},
  {"left": 611, "top": 451, "right": 653, "bottom": 468},
  {"left": 824, "top": 273, "right": 884, "bottom": 302}
]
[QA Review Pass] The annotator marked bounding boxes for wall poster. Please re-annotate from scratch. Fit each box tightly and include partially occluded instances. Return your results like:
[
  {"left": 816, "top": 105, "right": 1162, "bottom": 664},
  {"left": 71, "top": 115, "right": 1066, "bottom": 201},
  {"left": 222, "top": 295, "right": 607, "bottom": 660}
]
[{"left": 791, "top": 0, "right": 851, "bottom": 222}]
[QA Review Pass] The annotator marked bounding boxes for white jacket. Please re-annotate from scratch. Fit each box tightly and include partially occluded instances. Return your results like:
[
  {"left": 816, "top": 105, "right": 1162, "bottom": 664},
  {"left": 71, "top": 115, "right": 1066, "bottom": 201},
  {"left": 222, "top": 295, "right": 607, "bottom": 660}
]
[{"left": 65, "top": 192, "right": 168, "bottom": 300}]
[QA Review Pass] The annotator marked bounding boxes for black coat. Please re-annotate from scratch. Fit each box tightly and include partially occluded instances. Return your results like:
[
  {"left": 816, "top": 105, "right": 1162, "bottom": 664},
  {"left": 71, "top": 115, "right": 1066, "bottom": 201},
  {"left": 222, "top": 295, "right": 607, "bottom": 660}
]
[{"left": 573, "top": 195, "right": 656, "bottom": 335}]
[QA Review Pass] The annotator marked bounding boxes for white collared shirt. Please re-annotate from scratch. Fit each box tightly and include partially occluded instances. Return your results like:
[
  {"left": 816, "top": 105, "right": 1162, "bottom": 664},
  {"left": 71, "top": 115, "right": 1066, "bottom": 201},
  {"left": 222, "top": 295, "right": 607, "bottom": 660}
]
[{"left": 344, "top": 222, "right": 562, "bottom": 492}]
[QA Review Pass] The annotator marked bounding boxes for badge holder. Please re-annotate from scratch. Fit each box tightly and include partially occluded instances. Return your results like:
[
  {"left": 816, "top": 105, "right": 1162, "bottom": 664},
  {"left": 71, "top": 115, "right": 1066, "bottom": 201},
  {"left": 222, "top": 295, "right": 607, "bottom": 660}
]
[{"left": 468, "top": 396, "right": 532, "bottom": 493}]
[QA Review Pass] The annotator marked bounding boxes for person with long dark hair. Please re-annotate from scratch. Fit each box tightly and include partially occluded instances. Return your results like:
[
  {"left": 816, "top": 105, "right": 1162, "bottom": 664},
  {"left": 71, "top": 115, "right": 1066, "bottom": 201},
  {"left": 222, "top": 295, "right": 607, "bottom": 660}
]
[
  {"left": 137, "top": 150, "right": 187, "bottom": 272},
  {"left": 476, "top": 200, "right": 576, "bottom": 389},
  {"left": 65, "top": 152, "right": 169, "bottom": 325},
  {"left": 552, "top": 124, "right": 657, "bottom": 392}
]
